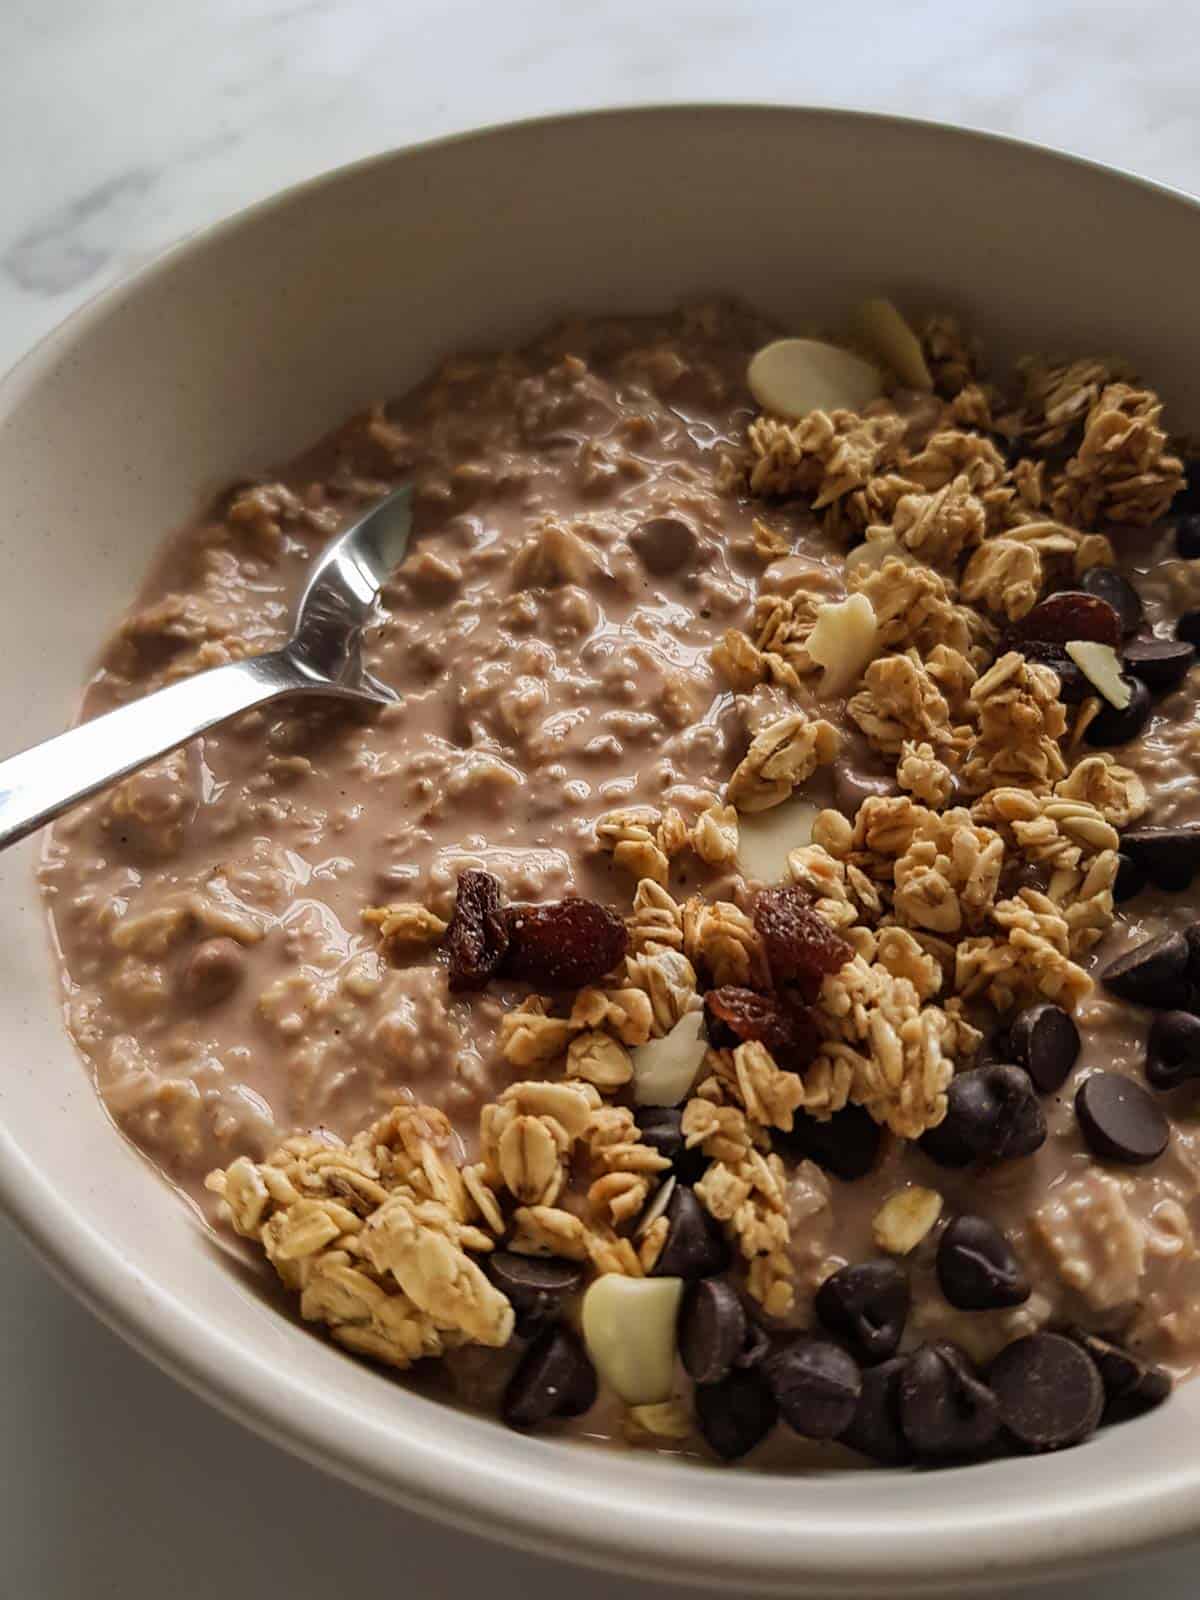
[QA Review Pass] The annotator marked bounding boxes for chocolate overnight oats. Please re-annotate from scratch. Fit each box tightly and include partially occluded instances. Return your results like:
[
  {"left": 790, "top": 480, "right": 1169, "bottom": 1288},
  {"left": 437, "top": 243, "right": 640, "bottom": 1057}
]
[{"left": 39, "top": 297, "right": 1200, "bottom": 1466}]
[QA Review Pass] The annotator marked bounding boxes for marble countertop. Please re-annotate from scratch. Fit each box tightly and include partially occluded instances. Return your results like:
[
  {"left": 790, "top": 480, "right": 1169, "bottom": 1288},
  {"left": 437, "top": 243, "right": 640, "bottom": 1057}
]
[{"left": 4, "top": 1, "right": 1200, "bottom": 1594}]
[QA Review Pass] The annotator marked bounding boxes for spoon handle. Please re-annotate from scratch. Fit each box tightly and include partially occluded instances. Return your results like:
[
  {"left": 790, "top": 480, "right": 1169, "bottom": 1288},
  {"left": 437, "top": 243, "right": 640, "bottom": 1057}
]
[{"left": 0, "top": 651, "right": 308, "bottom": 851}]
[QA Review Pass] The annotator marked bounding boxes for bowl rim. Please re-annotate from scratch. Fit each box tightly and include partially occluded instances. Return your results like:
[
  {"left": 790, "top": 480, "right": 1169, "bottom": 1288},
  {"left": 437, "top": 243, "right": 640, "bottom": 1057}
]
[{"left": 3, "top": 102, "right": 1200, "bottom": 1594}]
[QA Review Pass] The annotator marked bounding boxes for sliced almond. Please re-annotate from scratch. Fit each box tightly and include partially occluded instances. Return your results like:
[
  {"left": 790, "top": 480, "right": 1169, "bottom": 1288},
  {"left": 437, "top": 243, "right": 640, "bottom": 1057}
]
[
  {"left": 580, "top": 1274, "right": 684, "bottom": 1405},
  {"left": 737, "top": 799, "right": 820, "bottom": 884},
  {"left": 747, "top": 338, "right": 883, "bottom": 420},
  {"left": 851, "top": 297, "right": 933, "bottom": 391},
  {"left": 1066, "top": 640, "right": 1132, "bottom": 709},
  {"left": 805, "top": 592, "right": 879, "bottom": 698},
  {"left": 636, "top": 1174, "right": 677, "bottom": 1238},
  {"left": 630, "top": 1009, "right": 707, "bottom": 1108},
  {"left": 872, "top": 1186, "right": 943, "bottom": 1255}
]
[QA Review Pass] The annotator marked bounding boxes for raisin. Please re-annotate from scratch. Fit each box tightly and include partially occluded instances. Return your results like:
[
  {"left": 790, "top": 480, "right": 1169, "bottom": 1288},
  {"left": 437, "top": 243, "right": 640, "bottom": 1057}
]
[
  {"left": 444, "top": 870, "right": 510, "bottom": 992},
  {"left": 753, "top": 885, "right": 853, "bottom": 1002},
  {"left": 503, "top": 897, "right": 628, "bottom": 989},
  {"left": 1018, "top": 591, "right": 1121, "bottom": 649},
  {"left": 704, "top": 986, "right": 820, "bottom": 1070}
]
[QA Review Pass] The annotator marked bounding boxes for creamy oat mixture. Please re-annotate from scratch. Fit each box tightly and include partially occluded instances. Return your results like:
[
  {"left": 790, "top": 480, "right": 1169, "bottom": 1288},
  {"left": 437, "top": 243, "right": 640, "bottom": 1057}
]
[{"left": 40, "top": 299, "right": 1200, "bottom": 1467}]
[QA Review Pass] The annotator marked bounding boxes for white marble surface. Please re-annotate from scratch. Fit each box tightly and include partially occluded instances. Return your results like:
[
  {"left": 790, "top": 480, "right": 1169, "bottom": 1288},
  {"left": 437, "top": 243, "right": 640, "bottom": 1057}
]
[{"left": 4, "top": 1, "right": 1200, "bottom": 1594}]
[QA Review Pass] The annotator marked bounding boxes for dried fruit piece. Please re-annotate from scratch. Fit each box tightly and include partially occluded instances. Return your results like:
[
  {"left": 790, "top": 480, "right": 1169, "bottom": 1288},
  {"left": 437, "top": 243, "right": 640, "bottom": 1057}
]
[
  {"left": 747, "top": 337, "right": 882, "bottom": 419},
  {"left": 753, "top": 884, "right": 853, "bottom": 1000},
  {"left": 445, "top": 869, "right": 510, "bottom": 992},
  {"left": 704, "top": 986, "right": 819, "bottom": 1071},
  {"left": 1020, "top": 591, "right": 1122, "bottom": 648},
  {"left": 503, "top": 897, "right": 627, "bottom": 989}
]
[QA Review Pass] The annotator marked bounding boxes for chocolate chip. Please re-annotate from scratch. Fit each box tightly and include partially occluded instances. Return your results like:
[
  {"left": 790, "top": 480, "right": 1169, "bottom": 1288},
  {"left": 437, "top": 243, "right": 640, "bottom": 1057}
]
[
  {"left": 837, "top": 1356, "right": 913, "bottom": 1465},
  {"left": 1008, "top": 1002, "right": 1079, "bottom": 1094},
  {"left": 1066, "top": 1327, "right": 1173, "bottom": 1422},
  {"left": 814, "top": 1259, "right": 909, "bottom": 1364},
  {"left": 1101, "top": 929, "right": 1191, "bottom": 1006},
  {"left": 1076, "top": 1071, "right": 1170, "bottom": 1165},
  {"left": 180, "top": 937, "right": 245, "bottom": 1007},
  {"left": 634, "top": 1107, "right": 708, "bottom": 1185},
  {"left": 1080, "top": 567, "right": 1144, "bottom": 638},
  {"left": 764, "top": 1338, "right": 862, "bottom": 1440},
  {"left": 485, "top": 1251, "right": 585, "bottom": 1330},
  {"left": 1014, "top": 639, "right": 1091, "bottom": 703},
  {"left": 989, "top": 1332, "right": 1103, "bottom": 1453},
  {"left": 899, "top": 1342, "right": 1000, "bottom": 1460},
  {"left": 629, "top": 515, "right": 697, "bottom": 577},
  {"left": 771, "top": 1102, "right": 882, "bottom": 1181},
  {"left": 694, "top": 1365, "right": 778, "bottom": 1460},
  {"left": 1114, "top": 852, "right": 1146, "bottom": 904},
  {"left": 1122, "top": 637, "right": 1196, "bottom": 694},
  {"left": 1176, "top": 608, "right": 1200, "bottom": 648},
  {"left": 652, "top": 1185, "right": 730, "bottom": 1279},
  {"left": 1146, "top": 1009, "right": 1200, "bottom": 1090},
  {"left": 1176, "top": 513, "right": 1200, "bottom": 558},
  {"left": 679, "top": 1277, "right": 747, "bottom": 1385},
  {"left": 936, "top": 1215, "right": 1031, "bottom": 1310},
  {"left": 502, "top": 1324, "right": 597, "bottom": 1429},
  {"left": 1120, "top": 827, "right": 1200, "bottom": 893},
  {"left": 1083, "top": 675, "right": 1153, "bottom": 747},
  {"left": 918, "top": 1064, "right": 1046, "bottom": 1169}
]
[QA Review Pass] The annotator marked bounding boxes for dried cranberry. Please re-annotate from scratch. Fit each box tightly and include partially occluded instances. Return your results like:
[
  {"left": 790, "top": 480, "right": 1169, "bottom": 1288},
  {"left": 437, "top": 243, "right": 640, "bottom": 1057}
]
[
  {"left": 1018, "top": 591, "right": 1122, "bottom": 649},
  {"left": 704, "top": 986, "right": 820, "bottom": 1070},
  {"left": 503, "top": 897, "right": 628, "bottom": 989},
  {"left": 444, "top": 869, "right": 510, "bottom": 992},
  {"left": 753, "top": 885, "right": 853, "bottom": 1002}
]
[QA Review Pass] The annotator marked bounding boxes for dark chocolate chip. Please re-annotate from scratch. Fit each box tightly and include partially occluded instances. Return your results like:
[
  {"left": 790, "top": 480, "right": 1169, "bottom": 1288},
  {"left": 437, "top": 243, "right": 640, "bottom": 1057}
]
[
  {"left": 764, "top": 1338, "right": 862, "bottom": 1440},
  {"left": 1080, "top": 566, "right": 1144, "bottom": 638},
  {"left": 694, "top": 1365, "right": 778, "bottom": 1460},
  {"left": 1176, "top": 608, "right": 1200, "bottom": 649},
  {"left": 814, "top": 1259, "right": 909, "bottom": 1364},
  {"left": 1066, "top": 1327, "right": 1173, "bottom": 1423},
  {"left": 1008, "top": 1002, "right": 1079, "bottom": 1094},
  {"left": 653, "top": 1184, "right": 731, "bottom": 1280},
  {"left": 899, "top": 1342, "right": 1000, "bottom": 1460},
  {"left": 936, "top": 1215, "right": 1031, "bottom": 1310},
  {"left": 989, "top": 1332, "right": 1103, "bottom": 1452},
  {"left": 918, "top": 1064, "right": 1046, "bottom": 1169},
  {"left": 180, "top": 937, "right": 245, "bottom": 1008},
  {"left": 1113, "top": 852, "right": 1146, "bottom": 904},
  {"left": 771, "top": 1101, "right": 882, "bottom": 1181},
  {"left": 1146, "top": 1009, "right": 1200, "bottom": 1090},
  {"left": 1122, "top": 637, "right": 1196, "bottom": 694},
  {"left": 1013, "top": 639, "right": 1091, "bottom": 703},
  {"left": 629, "top": 515, "right": 698, "bottom": 577},
  {"left": 837, "top": 1356, "right": 913, "bottom": 1465},
  {"left": 502, "top": 1324, "right": 597, "bottom": 1429},
  {"left": 1101, "top": 930, "right": 1191, "bottom": 1007},
  {"left": 485, "top": 1252, "right": 585, "bottom": 1329},
  {"left": 1121, "top": 827, "right": 1200, "bottom": 893},
  {"left": 1076, "top": 1071, "right": 1170, "bottom": 1165},
  {"left": 634, "top": 1107, "right": 708, "bottom": 1185},
  {"left": 1083, "top": 676, "right": 1153, "bottom": 747},
  {"left": 679, "top": 1278, "right": 747, "bottom": 1386},
  {"left": 1176, "top": 513, "right": 1200, "bottom": 559}
]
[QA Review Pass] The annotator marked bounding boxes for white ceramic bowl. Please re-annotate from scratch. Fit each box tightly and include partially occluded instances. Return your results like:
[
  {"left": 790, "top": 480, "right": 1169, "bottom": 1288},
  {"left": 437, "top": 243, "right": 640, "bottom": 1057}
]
[{"left": 2, "top": 106, "right": 1199, "bottom": 1595}]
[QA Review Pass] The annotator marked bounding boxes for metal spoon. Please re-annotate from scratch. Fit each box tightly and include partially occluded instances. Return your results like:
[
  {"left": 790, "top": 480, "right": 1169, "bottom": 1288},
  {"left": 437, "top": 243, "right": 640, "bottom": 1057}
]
[{"left": 0, "top": 484, "right": 413, "bottom": 851}]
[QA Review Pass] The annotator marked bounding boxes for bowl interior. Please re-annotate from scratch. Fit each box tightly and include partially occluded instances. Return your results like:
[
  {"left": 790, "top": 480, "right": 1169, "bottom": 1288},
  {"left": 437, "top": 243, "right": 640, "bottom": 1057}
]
[{"left": 2, "top": 106, "right": 1199, "bottom": 1595}]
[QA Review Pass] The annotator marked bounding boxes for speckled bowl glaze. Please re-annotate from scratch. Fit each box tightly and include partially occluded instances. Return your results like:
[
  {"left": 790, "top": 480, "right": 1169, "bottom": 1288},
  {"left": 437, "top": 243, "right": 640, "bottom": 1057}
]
[{"left": 1, "top": 107, "right": 1198, "bottom": 1595}]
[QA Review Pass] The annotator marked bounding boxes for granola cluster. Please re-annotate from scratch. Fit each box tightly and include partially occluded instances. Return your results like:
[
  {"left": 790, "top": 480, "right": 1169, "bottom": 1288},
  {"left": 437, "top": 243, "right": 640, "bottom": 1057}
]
[{"left": 204, "top": 298, "right": 1193, "bottom": 1460}]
